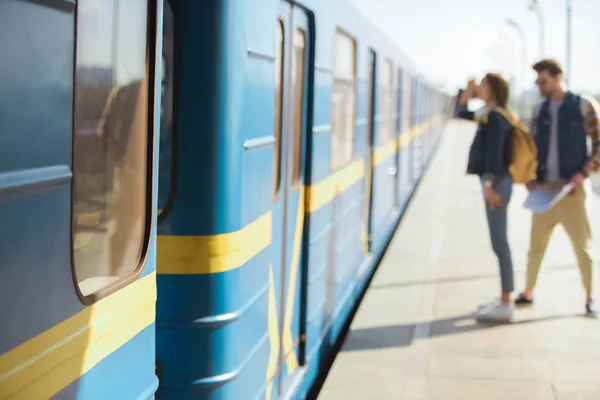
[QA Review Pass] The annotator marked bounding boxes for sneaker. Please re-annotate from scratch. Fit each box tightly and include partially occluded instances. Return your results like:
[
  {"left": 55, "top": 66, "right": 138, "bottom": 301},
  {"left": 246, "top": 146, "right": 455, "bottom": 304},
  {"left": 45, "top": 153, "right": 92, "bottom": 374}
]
[
  {"left": 476, "top": 303, "right": 513, "bottom": 323},
  {"left": 514, "top": 293, "right": 534, "bottom": 308},
  {"left": 585, "top": 301, "right": 598, "bottom": 318},
  {"left": 476, "top": 298, "right": 500, "bottom": 311}
]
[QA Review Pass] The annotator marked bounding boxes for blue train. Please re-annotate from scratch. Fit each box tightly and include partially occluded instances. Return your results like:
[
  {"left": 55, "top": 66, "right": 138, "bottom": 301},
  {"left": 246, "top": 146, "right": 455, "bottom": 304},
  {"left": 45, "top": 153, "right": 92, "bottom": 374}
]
[{"left": 0, "top": 0, "right": 450, "bottom": 399}]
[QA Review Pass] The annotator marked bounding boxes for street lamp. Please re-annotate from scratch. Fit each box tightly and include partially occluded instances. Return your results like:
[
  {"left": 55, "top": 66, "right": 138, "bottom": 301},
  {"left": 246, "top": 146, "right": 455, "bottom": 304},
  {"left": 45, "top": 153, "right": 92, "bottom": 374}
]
[
  {"left": 506, "top": 18, "right": 528, "bottom": 95},
  {"left": 528, "top": 0, "right": 545, "bottom": 59}
]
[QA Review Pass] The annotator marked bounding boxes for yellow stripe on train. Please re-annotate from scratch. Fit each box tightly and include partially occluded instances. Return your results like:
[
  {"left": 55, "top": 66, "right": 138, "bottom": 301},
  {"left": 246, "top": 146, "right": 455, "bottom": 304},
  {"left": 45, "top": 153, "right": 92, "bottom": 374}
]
[
  {"left": 0, "top": 115, "right": 444, "bottom": 400},
  {"left": 156, "top": 115, "right": 444, "bottom": 275},
  {"left": 157, "top": 212, "right": 273, "bottom": 274},
  {"left": 0, "top": 272, "right": 156, "bottom": 400}
]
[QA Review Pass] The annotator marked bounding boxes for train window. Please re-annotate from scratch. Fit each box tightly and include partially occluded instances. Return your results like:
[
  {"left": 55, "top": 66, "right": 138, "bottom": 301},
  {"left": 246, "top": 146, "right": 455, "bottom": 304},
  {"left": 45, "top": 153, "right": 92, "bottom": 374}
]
[
  {"left": 331, "top": 29, "right": 357, "bottom": 171},
  {"left": 291, "top": 27, "right": 306, "bottom": 188},
  {"left": 425, "top": 88, "right": 429, "bottom": 118},
  {"left": 396, "top": 68, "right": 403, "bottom": 134},
  {"left": 403, "top": 72, "right": 411, "bottom": 133},
  {"left": 426, "top": 87, "right": 429, "bottom": 119},
  {"left": 72, "top": 0, "right": 150, "bottom": 300},
  {"left": 158, "top": 0, "right": 175, "bottom": 218},
  {"left": 423, "top": 86, "right": 426, "bottom": 120},
  {"left": 410, "top": 77, "right": 416, "bottom": 127},
  {"left": 381, "top": 59, "right": 393, "bottom": 143},
  {"left": 273, "top": 19, "right": 285, "bottom": 200},
  {"left": 428, "top": 88, "right": 432, "bottom": 118}
]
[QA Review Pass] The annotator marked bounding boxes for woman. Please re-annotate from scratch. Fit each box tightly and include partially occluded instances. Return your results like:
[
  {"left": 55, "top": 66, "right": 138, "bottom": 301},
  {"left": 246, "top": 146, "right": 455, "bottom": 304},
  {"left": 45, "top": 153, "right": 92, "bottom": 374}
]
[{"left": 458, "top": 73, "right": 515, "bottom": 323}]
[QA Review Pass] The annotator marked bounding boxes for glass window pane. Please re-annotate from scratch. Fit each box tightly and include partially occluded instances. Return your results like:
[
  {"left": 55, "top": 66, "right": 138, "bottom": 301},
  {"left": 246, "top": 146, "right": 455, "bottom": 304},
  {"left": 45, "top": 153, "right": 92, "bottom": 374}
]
[
  {"left": 396, "top": 68, "right": 403, "bottom": 133},
  {"left": 402, "top": 72, "right": 410, "bottom": 133},
  {"left": 334, "top": 32, "right": 355, "bottom": 81},
  {"left": 381, "top": 60, "right": 391, "bottom": 89},
  {"left": 331, "top": 89, "right": 343, "bottom": 168},
  {"left": 381, "top": 59, "right": 393, "bottom": 143},
  {"left": 331, "top": 30, "right": 356, "bottom": 171},
  {"left": 73, "top": 0, "right": 149, "bottom": 298},
  {"left": 273, "top": 19, "right": 284, "bottom": 199},
  {"left": 159, "top": 0, "right": 174, "bottom": 216},
  {"left": 292, "top": 27, "right": 306, "bottom": 187}
]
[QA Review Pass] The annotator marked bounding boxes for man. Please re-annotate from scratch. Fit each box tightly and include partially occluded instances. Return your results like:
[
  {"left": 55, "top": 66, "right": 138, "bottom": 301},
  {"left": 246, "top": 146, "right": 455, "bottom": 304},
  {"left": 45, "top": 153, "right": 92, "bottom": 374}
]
[{"left": 515, "top": 59, "right": 600, "bottom": 317}]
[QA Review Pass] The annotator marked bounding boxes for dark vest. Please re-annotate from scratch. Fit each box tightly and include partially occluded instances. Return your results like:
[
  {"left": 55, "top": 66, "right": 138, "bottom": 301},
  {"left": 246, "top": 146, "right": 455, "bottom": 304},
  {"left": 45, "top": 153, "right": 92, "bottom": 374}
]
[{"left": 534, "top": 92, "right": 587, "bottom": 182}]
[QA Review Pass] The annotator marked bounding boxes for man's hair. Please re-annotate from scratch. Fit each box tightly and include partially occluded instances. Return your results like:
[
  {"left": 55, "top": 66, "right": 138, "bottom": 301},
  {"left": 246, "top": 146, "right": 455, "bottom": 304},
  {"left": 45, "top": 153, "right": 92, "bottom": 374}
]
[{"left": 532, "top": 59, "right": 563, "bottom": 77}]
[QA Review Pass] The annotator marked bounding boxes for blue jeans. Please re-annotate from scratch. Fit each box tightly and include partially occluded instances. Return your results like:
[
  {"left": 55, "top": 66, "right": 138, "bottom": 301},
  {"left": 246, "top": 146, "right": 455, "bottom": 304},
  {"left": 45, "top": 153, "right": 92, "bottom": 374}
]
[{"left": 481, "top": 175, "right": 514, "bottom": 293}]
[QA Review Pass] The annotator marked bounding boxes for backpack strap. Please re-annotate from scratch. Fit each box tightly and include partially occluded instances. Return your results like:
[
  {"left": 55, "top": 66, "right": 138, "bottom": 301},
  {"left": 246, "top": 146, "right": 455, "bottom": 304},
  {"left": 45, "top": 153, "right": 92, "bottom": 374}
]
[{"left": 481, "top": 106, "right": 516, "bottom": 126}]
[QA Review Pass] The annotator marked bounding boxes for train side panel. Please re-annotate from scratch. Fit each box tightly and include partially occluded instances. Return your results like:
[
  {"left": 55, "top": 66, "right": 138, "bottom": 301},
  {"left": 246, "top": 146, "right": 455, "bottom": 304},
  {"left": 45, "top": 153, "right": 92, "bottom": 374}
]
[
  {"left": 156, "top": 0, "right": 277, "bottom": 398},
  {"left": 154, "top": 0, "right": 448, "bottom": 399},
  {"left": 0, "top": 0, "right": 161, "bottom": 399},
  {"left": 293, "top": 0, "right": 434, "bottom": 398}
]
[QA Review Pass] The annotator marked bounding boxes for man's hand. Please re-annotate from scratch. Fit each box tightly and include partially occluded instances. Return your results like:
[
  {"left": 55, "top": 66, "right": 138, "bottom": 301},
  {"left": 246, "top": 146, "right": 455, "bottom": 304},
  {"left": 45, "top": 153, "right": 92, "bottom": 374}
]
[
  {"left": 485, "top": 186, "right": 505, "bottom": 209},
  {"left": 526, "top": 180, "right": 538, "bottom": 192},
  {"left": 571, "top": 172, "right": 586, "bottom": 193}
]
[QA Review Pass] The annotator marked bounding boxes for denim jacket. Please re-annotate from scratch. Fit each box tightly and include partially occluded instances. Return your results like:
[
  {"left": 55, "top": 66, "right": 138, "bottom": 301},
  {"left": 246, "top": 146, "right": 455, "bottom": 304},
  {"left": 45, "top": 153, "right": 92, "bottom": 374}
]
[{"left": 458, "top": 104, "right": 512, "bottom": 185}]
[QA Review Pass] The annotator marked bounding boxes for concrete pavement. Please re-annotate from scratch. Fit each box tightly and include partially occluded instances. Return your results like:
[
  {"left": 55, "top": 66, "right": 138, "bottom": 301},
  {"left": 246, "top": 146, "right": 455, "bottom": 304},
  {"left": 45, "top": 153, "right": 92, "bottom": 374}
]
[{"left": 318, "top": 119, "right": 600, "bottom": 400}]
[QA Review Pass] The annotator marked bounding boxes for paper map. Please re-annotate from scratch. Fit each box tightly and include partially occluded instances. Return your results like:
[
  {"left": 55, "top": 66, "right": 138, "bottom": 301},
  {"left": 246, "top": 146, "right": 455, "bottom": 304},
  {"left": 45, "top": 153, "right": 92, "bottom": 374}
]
[{"left": 523, "top": 183, "right": 574, "bottom": 214}]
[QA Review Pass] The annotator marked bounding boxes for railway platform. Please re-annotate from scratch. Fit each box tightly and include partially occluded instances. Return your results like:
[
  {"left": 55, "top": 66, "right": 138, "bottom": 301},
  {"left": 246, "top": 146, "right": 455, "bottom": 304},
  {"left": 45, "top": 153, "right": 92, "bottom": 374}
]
[{"left": 317, "top": 119, "right": 600, "bottom": 400}]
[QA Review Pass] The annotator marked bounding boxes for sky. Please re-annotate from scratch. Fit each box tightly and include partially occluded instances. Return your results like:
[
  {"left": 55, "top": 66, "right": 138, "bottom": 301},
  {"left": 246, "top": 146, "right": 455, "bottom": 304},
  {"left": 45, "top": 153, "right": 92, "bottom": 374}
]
[{"left": 351, "top": 0, "right": 600, "bottom": 95}]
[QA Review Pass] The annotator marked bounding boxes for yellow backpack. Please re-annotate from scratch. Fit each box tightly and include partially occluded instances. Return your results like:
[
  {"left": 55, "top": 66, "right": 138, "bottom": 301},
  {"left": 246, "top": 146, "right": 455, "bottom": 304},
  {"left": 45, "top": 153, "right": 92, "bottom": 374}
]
[{"left": 482, "top": 107, "right": 538, "bottom": 184}]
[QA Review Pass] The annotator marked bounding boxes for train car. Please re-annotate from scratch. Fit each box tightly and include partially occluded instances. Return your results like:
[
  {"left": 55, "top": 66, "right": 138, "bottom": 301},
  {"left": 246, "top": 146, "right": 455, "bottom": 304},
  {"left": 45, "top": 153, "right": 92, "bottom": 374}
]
[
  {"left": 0, "top": 0, "right": 451, "bottom": 398},
  {"left": 155, "top": 0, "right": 448, "bottom": 399},
  {"left": 0, "top": 0, "right": 163, "bottom": 399}
]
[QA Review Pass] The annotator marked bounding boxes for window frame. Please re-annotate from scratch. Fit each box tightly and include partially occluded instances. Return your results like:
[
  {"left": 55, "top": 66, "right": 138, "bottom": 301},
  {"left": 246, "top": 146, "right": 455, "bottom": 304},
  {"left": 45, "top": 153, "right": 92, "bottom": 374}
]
[
  {"left": 158, "top": 0, "right": 180, "bottom": 223},
  {"left": 70, "top": 0, "right": 158, "bottom": 305},
  {"left": 381, "top": 58, "right": 393, "bottom": 144},
  {"left": 396, "top": 67, "right": 403, "bottom": 134},
  {"left": 291, "top": 26, "right": 307, "bottom": 190},
  {"left": 330, "top": 27, "right": 357, "bottom": 172},
  {"left": 273, "top": 17, "right": 285, "bottom": 201}
]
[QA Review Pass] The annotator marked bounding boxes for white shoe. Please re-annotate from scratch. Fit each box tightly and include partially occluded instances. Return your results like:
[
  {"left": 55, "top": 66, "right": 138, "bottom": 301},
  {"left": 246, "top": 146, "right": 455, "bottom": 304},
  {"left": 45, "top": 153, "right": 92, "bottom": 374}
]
[
  {"left": 476, "top": 303, "right": 513, "bottom": 323},
  {"left": 476, "top": 298, "right": 500, "bottom": 312}
]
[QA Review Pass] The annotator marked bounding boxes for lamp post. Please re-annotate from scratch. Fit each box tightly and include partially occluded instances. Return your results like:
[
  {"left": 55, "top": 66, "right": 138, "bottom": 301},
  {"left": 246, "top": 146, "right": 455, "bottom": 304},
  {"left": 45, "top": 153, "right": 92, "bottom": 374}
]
[
  {"left": 566, "top": 0, "right": 572, "bottom": 86},
  {"left": 498, "top": 37, "right": 518, "bottom": 108},
  {"left": 506, "top": 18, "right": 528, "bottom": 95},
  {"left": 499, "top": 35, "right": 516, "bottom": 83},
  {"left": 528, "top": 0, "right": 545, "bottom": 59}
]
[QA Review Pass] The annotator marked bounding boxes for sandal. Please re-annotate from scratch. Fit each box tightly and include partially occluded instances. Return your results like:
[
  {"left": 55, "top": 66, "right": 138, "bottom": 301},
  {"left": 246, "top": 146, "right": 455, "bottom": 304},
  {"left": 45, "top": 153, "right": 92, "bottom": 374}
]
[{"left": 514, "top": 293, "right": 534, "bottom": 307}]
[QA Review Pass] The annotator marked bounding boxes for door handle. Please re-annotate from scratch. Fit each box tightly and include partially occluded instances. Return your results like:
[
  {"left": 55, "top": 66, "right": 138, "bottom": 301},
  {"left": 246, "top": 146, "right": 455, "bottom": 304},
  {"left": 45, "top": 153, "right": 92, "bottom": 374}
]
[{"left": 389, "top": 167, "right": 397, "bottom": 177}]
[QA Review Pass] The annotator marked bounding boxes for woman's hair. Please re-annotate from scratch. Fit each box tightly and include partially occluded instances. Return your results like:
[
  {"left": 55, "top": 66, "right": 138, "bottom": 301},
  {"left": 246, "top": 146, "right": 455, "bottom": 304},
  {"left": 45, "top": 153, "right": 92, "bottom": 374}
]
[{"left": 483, "top": 73, "right": 510, "bottom": 108}]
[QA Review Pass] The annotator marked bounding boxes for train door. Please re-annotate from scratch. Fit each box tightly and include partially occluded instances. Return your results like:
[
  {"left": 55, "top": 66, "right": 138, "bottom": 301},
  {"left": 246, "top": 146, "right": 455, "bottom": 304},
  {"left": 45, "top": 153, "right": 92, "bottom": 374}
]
[
  {"left": 408, "top": 77, "right": 416, "bottom": 185},
  {"left": 270, "top": 2, "right": 311, "bottom": 398},
  {"left": 381, "top": 59, "right": 398, "bottom": 214},
  {"left": 411, "top": 78, "right": 421, "bottom": 184},
  {"left": 361, "top": 49, "right": 377, "bottom": 254},
  {"left": 393, "top": 68, "right": 403, "bottom": 209},
  {"left": 425, "top": 87, "right": 431, "bottom": 160},
  {"left": 398, "top": 71, "right": 411, "bottom": 204}
]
